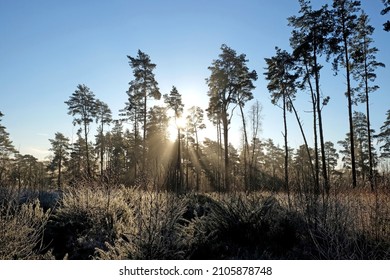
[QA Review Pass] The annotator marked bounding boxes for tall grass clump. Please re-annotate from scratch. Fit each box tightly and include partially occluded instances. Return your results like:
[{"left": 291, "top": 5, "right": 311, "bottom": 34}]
[
  {"left": 96, "top": 189, "right": 188, "bottom": 260},
  {"left": 0, "top": 198, "right": 51, "bottom": 259},
  {"left": 46, "top": 183, "right": 133, "bottom": 260},
  {"left": 184, "top": 193, "right": 307, "bottom": 259},
  {"left": 301, "top": 186, "right": 390, "bottom": 259}
]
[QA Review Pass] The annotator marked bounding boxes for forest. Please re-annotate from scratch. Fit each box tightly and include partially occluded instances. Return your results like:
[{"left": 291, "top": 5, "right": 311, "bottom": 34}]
[{"left": 0, "top": 0, "right": 390, "bottom": 260}]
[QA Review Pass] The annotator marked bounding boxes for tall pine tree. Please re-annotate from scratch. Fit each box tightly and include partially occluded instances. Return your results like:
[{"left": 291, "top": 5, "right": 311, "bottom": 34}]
[
  {"left": 126, "top": 50, "right": 161, "bottom": 176},
  {"left": 207, "top": 44, "right": 257, "bottom": 191},
  {"left": 331, "top": 0, "right": 362, "bottom": 187},
  {"left": 65, "top": 84, "right": 97, "bottom": 178}
]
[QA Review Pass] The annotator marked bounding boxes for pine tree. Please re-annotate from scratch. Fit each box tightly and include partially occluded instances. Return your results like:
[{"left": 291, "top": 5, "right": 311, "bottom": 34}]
[
  {"left": 289, "top": 0, "right": 333, "bottom": 193},
  {"left": 324, "top": 141, "right": 339, "bottom": 181},
  {"left": 338, "top": 111, "right": 376, "bottom": 183},
  {"left": 126, "top": 50, "right": 161, "bottom": 175},
  {"left": 146, "top": 105, "right": 170, "bottom": 190},
  {"left": 381, "top": 0, "right": 390, "bottom": 31},
  {"left": 331, "top": 0, "right": 362, "bottom": 187},
  {"left": 186, "top": 106, "right": 206, "bottom": 191},
  {"left": 95, "top": 100, "right": 112, "bottom": 178},
  {"left": 65, "top": 84, "right": 97, "bottom": 178},
  {"left": 264, "top": 48, "right": 298, "bottom": 206},
  {"left": 0, "top": 112, "right": 15, "bottom": 157},
  {"left": 164, "top": 86, "right": 184, "bottom": 192},
  {"left": 207, "top": 44, "right": 257, "bottom": 191},
  {"left": 351, "top": 12, "right": 385, "bottom": 189},
  {"left": 0, "top": 111, "right": 16, "bottom": 186},
  {"left": 49, "top": 132, "right": 70, "bottom": 189},
  {"left": 376, "top": 110, "right": 390, "bottom": 159}
]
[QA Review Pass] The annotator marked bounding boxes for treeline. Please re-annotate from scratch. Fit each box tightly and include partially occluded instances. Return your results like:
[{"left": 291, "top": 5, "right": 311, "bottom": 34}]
[{"left": 1, "top": 0, "right": 390, "bottom": 194}]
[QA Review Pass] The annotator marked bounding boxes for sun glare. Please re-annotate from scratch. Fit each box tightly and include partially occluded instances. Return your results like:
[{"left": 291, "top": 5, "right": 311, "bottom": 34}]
[{"left": 167, "top": 116, "right": 186, "bottom": 142}]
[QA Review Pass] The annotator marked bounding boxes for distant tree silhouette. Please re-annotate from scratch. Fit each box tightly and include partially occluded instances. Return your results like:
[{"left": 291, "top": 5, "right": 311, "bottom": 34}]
[
  {"left": 164, "top": 86, "right": 184, "bottom": 192},
  {"left": 0, "top": 111, "right": 16, "bottom": 186},
  {"left": 375, "top": 110, "right": 390, "bottom": 159},
  {"left": 49, "top": 132, "right": 70, "bottom": 189},
  {"left": 186, "top": 106, "right": 206, "bottom": 191},
  {"left": 0, "top": 112, "right": 15, "bottom": 157},
  {"left": 293, "top": 144, "right": 315, "bottom": 186},
  {"left": 339, "top": 111, "right": 377, "bottom": 183},
  {"left": 105, "top": 120, "right": 124, "bottom": 180},
  {"left": 146, "top": 105, "right": 170, "bottom": 189},
  {"left": 324, "top": 141, "right": 339, "bottom": 182},
  {"left": 206, "top": 109, "right": 223, "bottom": 191},
  {"left": 248, "top": 101, "right": 263, "bottom": 191},
  {"left": 354, "top": 111, "right": 377, "bottom": 182},
  {"left": 263, "top": 139, "right": 285, "bottom": 190},
  {"left": 67, "top": 131, "right": 96, "bottom": 182},
  {"left": 95, "top": 100, "right": 112, "bottom": 178},
  {"left": 207, "top": 44, "right": 257, "bottom": 191},
  {"left": 65, "top": 84, "right": 97, "bottom": 178},
  {"left": 201, "top": 138, "right": 224, "bottom": 191},
  {"left": 121, "top": 92, "right": 142, "bottom": 179},
  {"left": 14, "top": 154, "right": 46, "bottom": 190}
]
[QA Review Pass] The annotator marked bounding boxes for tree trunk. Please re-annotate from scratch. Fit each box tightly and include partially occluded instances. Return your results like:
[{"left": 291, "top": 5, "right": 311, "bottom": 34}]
[
  {"left": 195, "top": 127, "right": 200, "bottom": 192},
  {"left": 313, "top": 46, "right": 329, "bottom": 194},
  {"left": 143, "top": 92, "right": 147, "bottom": 174},
  {"left": 134, "top": 114, "right": 138, "bottom": 180},
  {"left": 283, "top": 94, "right": 290, "bottom": 207},
  {"left": 304, "top": 61, "right": 320, "bottom": 194},
  {"left": 176, "top": 128, "right": 182, "bottom": 193},
  {"left": 363, "top": 43, "right": 374, "bottom": 191},
  {"left": 287, "top": 95, "right": 316, "bottom": 187},
  {"left": 100, "top": 124, "right": 104, "bottom": 178},
  {"left": 216, "top": 118, "right": 222, "bottom": 192},
  {"left": 239, "top": 104, "right": 249, "bottom": 191},
  {"left": 343, "top": 31, "right": 357, "bottom": 188},
  {"left": 222, "top": 110, "right": 230, "bottom": 192},
  {"left": 84, "top": 120, "right": 91, "bottom": 178},
  {"left": 58, "top": 153, "right": 62, "bottom": 189}
]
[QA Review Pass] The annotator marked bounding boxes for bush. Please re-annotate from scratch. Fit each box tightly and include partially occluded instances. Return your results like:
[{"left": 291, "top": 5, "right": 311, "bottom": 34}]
[
  {"left": 0, "top": 199, "right": 51, "bottom": 259},
  {"left": 46, "top": 185, "right": 133, "bottom": 260},
  {"left": 96, "top": 190, "right": 188, "bottom": 260},
  {"left": 303, "top": 194, "right": 390, "bottom": 260},
  {"left": 184, "top": 193, "right": 306, "bottom": 259}
]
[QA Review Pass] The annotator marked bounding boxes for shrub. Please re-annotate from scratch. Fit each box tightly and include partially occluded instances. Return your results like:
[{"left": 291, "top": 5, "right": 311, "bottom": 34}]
[
  {"left": 303, "top": 192, "right": 390, "bottom": 260},
  {"left": 96, "top": 190, "right": 188, "bottom": 260},
  {"left": 185, "top": 193, "right": 306, "bottom": 259},
  {"left": 0, "top": 199, "right": 51, "bottom": 259},
  {"left": 46, "top": 185, "right": 133, "bottom": 260}
]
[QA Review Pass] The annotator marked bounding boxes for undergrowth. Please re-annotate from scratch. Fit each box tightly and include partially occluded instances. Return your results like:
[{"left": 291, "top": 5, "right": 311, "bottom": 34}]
[
  {"left": 0, "top": 198, "right": 52, "bottom": 259},
  {"left": 0, "top": 183, "right": 389, "bottom": 260}
]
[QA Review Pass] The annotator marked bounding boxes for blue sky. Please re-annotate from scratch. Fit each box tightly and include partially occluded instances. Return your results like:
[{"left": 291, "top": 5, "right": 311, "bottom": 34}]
[{"left": 1, "top": 0, "right": 389, "bottom": 160}]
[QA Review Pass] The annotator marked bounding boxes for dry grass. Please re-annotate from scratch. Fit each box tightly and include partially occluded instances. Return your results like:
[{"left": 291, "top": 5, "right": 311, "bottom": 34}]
[
  {"left": 0, "top": 182, "right": 389, "bottom": 260},
  {"left": 0, "top": 199, "right": 52, "bottom": 259}
]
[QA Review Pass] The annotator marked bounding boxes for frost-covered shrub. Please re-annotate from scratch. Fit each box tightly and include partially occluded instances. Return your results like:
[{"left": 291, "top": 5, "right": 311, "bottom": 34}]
[
  {"left": 96, "top": 190, "right": 188, "bottom": 260},
  {"left": 0, "top": 200, "right": 51, "bottom": 259},
  {"left": 303, "top": 193, "right": 390, "bottom": 260},
  {"left": 47, "top": 186, "right": 133, "bottom": 259},
  {"left": 184, "top": 193, "right": 306, "bottom": 259}
]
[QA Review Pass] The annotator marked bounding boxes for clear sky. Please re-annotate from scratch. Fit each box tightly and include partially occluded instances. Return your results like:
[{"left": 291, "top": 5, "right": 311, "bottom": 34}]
[{"left": 1, "top": 0, "right": 389, "bottom": 161}]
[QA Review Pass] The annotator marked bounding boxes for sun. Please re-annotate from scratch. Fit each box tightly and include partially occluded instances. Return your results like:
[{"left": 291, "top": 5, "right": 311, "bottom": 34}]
[{"left": 167, "top": 116, "right": 186, "bottom": 142}]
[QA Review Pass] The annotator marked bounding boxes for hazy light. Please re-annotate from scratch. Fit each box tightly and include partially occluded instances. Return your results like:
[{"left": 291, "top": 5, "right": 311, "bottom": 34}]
[
  {"left": 175, "top": 116, "right": 186, "bottom": 129},
  {"left": 167, "top": 116, "right": 186, "bottom": 142}
]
